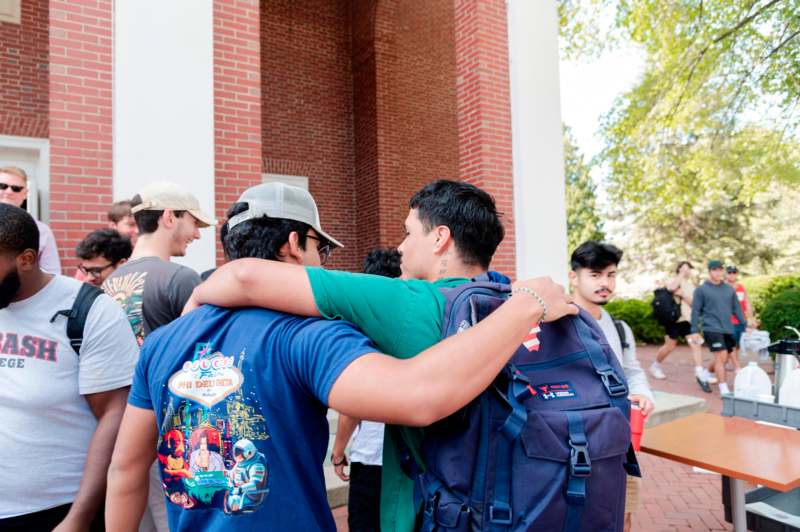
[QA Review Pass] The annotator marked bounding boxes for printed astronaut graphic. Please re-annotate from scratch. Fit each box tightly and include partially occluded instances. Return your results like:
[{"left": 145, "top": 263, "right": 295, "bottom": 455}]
[{"left": 159, "top": 342, "right": 270, "bottom": 514}]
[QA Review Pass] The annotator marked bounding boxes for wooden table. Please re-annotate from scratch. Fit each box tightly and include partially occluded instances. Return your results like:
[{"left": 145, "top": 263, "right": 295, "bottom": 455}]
[{"left": 641, "top": 412, "right": 800, "bottom": 531}]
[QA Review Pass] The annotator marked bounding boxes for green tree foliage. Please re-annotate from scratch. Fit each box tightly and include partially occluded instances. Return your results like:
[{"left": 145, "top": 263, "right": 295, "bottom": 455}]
[
  {"left": 564, "top": 126, "right": 605, "bottom": 252},
  {"left": 606, "top": 298, "right": 665, "bottom": 344},
  {"left": 760, "top": 289, "right": 800, "bottom": 341},
  {"left": 559, "top": 0, "right": 800, "bottom": 273}
]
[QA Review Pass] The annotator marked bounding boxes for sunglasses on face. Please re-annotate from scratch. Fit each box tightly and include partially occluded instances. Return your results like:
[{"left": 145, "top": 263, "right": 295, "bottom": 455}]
[
  {"left": 306, "top": 235, "right": 332, "bottom": 265},
  {"left": 78, "top": 262, "right": 115, "bottom": 277},
  {"left": 0, "top": 183, "right": 25, "bottom": 193}
]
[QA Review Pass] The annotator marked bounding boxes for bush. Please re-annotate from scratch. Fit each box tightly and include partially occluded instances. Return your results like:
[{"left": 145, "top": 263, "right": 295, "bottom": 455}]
[
  {"left": 605, "top": 298, "right": 665, "bottom": 345},
  {"left": 759, "top": 289, "right": 800, "bottom": 341},
  {"left": 748, "top": 275, "right": 800, "bottom": 316}
]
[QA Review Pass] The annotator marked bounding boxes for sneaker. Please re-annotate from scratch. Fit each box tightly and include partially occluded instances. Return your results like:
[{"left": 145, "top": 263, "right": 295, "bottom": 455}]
[
  {"left": 704, "top": 370, "right": 718, "bottom": 385},
  {"left": 696, "top": 376, "right": 712, "bottom": 393},
  {"left": 649, "top": 363, "right": 666, "bottom": 380}
]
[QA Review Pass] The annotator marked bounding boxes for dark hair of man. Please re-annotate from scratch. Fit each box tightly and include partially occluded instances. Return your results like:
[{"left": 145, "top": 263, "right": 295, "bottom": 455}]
[
  {"left": 570, "top": 241, "right": 623, "bottom": 271},
  {"left": 107, "top": 200, "right": 133, "bottom": 223},
  {"left": 408, "top": 179, "right": 504, "bottom": 269},
  {"left": 76, "top": 228, "right": 133, "bottom": 264},
  {"left": 363, "top": 248, "right": 402, "bottom": 278},
  {"left": 130, "top": 194, "right": 187, "bottom": 235},
  {"left": 676, "top": 260, "right": 693, "bottom": 274},
  {"left": 0, "top": 203, "right": 39, "bottom": 255},
  {"left": 223, "top": 202, "right": 310, "bottom": 261}
]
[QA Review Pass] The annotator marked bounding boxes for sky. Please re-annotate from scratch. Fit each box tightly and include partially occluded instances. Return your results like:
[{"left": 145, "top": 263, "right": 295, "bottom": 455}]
[{"left": 558, "top": 45, "right": 645, "bottom": 163}]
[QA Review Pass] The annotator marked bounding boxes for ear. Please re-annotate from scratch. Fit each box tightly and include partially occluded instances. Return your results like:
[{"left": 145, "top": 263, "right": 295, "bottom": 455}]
[
  {"left": 568, "top": 270, "right": 578, "bottom": 288},
  {"left": 281, "top": 231, "right": 305, "bottom": 265},
  {"left": 16, "top": 248, "right": 38, "bottom": 273},
  {"left": 431, "top": 225, "right": 451, "bottom": 255},
  {"left": 160, "top": 209, "right": 176, "bottom": 229},
  {"left": 117, "top": 258, "right": 128, "bottom": 266}
]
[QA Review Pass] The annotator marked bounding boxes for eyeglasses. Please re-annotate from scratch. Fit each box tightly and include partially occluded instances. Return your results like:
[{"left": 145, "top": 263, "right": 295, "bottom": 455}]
[
  {"left": 306, "top": 234, "right": 332, "bottom": 265},
  {"left": 0, "top": 183, "right": 25, "bottom": 193},
  {"left": 78, "top": 262, "right": 116, "bottom": 278}
]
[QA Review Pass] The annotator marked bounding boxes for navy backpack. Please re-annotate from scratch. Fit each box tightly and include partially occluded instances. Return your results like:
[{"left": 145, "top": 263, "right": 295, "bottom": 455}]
[{"left": 408, "top": 276, "right": 640, "bottom": 531}]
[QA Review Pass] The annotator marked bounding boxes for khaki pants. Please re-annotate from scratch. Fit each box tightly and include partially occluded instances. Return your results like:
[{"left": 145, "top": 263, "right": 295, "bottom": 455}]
[{"left": 625, "top": 475, "right": 642, "bottom": 514}]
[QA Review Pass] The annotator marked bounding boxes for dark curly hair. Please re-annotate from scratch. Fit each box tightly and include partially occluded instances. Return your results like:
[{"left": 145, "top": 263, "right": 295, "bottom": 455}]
[
  {"left": 223, "top": 202, "right": 310, "bottom": 260},
  {"left": 409, "top": 180, "right": 504, "bottom": 269},
  {"left": 570, "top": 241, "right": 623, "bottom": 271},
  {"left": 75, "top": 228, "right": 132, "bottom": 264},
  {"left": 0, "top": 203, "right": 39, "bottom": 255},
  {"left": 363, "top": 248, "right": 402, "bottom": 278}
]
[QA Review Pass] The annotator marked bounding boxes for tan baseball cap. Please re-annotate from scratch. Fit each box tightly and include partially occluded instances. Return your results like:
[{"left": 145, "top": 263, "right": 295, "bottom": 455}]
[
  {"left": 227, "top": 182, "right": 343, "bottom": 248},
  {"left": 131, "top": 182, "right": 215, "bottom": 228}
]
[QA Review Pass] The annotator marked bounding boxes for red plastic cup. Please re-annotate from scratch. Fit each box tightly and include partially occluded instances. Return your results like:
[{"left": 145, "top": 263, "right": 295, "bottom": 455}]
[{"left": 630, "top": 404, "right": 645, "bottom": 452}]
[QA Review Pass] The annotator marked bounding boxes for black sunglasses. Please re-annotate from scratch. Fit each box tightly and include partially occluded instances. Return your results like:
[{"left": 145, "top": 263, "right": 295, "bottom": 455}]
[
  {"left": 0, "top": 183, "right": 25, "bottom": 193},
  {"left": 306, "top": 235, "right": 332, "bottom": 265}
]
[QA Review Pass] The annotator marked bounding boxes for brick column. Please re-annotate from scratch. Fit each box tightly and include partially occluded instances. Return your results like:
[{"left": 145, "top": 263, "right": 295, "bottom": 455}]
[
  {"left": 48, "top": 0, "right": 113, "bottom": 273},
  {"left": 454, "top": 0, "right": 516, "bottom": 278},
  {"left": 213, "top": 0, "right": 262, "bottom": 264}
]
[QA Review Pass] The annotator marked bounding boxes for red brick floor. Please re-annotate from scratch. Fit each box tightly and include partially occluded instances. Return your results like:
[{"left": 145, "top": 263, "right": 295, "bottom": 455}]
[{"left": 334, "top": 345, "right": 770, "bottom": 531}]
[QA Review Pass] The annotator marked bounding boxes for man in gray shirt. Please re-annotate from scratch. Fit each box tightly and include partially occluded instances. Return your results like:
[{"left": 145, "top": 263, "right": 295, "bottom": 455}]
[
  {"left": 102, "top": 181, "right": 213, "bottom": 531},
  {"left": 691, "top": 260, "right": 746, "bottom": 395},
  {"left": 103, "top": 182, "right": 214, "bottom": 345}
]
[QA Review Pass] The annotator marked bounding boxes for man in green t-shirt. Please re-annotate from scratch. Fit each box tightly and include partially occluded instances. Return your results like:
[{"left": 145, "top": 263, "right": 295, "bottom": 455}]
[{"left": 187, "top": 180, "right": 567, "bottom": 531}]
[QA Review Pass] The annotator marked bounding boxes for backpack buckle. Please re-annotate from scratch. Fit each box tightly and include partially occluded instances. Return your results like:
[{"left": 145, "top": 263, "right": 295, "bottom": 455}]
[
  {"left": 569, "top": 441, "right": 591, "bottom": 477},
  {"left": 597, "top": 369, "right": 628, "bottom": 397},
  {"left": 488, "top": 502, "right": 513, "bottom": 525}
]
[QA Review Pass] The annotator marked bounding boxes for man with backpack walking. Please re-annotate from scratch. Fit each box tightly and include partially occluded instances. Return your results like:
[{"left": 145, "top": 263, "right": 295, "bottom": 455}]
[
  {"left": 692, "top": 260, "right": 746, "bottom": 395},
  {"left": 569, "top": 241, "right": 655, "bottom": 532},
  {"left": 0, "top": 204, "right": 139, "bottom": 530},
  {"left": 650, "top": 261, "right": 712, "bottom": 392}
]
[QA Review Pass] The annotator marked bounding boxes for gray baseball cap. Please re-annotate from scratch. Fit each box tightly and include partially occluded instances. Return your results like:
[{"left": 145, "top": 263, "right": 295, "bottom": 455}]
[{"left": 227, "top": 182, "right": 343, "bottom": 248}]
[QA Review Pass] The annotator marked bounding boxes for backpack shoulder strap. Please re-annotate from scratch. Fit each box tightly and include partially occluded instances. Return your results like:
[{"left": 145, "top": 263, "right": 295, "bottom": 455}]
[
  {"left": 49, "top": 283, "right": 103, "bottom": 355},
  {"left": 613, "top": 318, "right": 630, "bottom": 350}
]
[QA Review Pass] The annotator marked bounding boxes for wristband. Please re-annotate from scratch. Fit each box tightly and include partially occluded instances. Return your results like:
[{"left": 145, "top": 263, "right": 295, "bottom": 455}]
[
  {"left": 512, "top": 287, "right": 547, "bottom": 323},
  {"left": 331, "top": 454, "right": 348, "bottom": 467}
]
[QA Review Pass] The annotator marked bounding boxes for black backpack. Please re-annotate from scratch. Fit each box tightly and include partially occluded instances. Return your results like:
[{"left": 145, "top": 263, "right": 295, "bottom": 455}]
[
  {"left": 613, "top": 318, "right": 629, "bottom": 350},
  {"left": 50, "top": 283, "right": 104, "bottom": 355},
  {"left": 651, "top": 287, "right": 680, "bottom": 325}
]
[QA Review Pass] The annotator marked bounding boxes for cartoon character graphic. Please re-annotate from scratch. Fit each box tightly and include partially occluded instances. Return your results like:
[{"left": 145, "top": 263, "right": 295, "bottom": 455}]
[
  {"left": 225, "top": 439, "right": 268, "bottom": 513},
  {"left": 158, "top": 429, "right": 192, "bottom": 500}
]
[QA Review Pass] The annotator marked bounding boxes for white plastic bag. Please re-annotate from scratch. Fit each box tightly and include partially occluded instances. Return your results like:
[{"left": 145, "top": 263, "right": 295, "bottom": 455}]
[{"left": 740, "top": 329, "right": 771, "bottom": 360}]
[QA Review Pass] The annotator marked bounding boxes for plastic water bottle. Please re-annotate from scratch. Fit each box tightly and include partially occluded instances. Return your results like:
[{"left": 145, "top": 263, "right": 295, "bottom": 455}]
[
  {"left": 734, "top": 362, "right": 772, "bottom": 401},
  {"left": 778, "top": 369, "right": 800, "bottom": 408}
]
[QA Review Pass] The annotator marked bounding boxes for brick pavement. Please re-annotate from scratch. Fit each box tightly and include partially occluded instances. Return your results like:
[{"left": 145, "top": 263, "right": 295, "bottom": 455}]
[{"left": 333, "top": 345, "right": 773, "bottom": 531}]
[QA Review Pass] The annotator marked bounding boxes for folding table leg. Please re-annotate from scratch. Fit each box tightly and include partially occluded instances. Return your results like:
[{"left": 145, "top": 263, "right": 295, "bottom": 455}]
[{"left": 730, "top": 478, "right": 747, "bottom": 531}]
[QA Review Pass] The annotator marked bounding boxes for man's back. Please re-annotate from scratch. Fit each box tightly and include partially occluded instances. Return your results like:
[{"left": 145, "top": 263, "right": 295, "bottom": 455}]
[
  {"left": 128, "top": 305, "right": 375, "bottom": 531},
  {"left": 103, "top": 256, "right": 200, "bottom": 343}
]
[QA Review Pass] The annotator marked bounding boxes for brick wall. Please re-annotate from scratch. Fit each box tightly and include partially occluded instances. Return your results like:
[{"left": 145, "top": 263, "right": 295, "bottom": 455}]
[
  {"left": 260, "top": 0, "right": 358, "bottom": 271},
  {"left": 0, "top": 0, "right": 49, "bottom": 138},
  {"left": 214, "top": 0, "right": 262, "bottom": 264},
  {"left": 48, "top": 0, "right": 113, "bottom": 272},
  {"left": 454, "top": 0, "right": 516, "bottom": 278}
]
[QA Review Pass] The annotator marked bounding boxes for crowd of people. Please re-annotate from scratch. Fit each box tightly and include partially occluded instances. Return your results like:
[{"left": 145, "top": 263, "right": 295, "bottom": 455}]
[
  {"left": 650, "top": 260, "right": 751, "bottom": 396},
  {"left": 1, "top": 164, "right": 743, "bottom": 531}
]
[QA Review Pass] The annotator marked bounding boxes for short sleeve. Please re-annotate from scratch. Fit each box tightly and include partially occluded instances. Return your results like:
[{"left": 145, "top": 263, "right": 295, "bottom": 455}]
[
  {"left": 169, "top": 266, "right": 201, "bottom": 316},
  {"left": 284, "top": 319, "right": 377, "bottom": 405},
  {"left": 78, "top": 293, "right": 139, "bottom": 395},
  {"left": 128, "top": 343, "right": 153, "bottom": 410},
  {"left": 36, "top": 221, "right": 61, "bottom": 275}
]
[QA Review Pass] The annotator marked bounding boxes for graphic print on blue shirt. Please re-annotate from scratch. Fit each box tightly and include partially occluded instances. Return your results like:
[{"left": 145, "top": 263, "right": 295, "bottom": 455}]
[{"left": 158, "top": 341, "right": 270, "bottom": 514}]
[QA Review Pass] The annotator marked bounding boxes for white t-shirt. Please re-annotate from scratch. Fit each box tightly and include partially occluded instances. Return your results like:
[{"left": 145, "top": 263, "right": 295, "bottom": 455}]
[
  {"left": 597, "top": 309, "right": 655, "bottom": 404},
  {"left": 36, "top": 220, "right": 61, "bottom": 275},
  {"left": 0, "top": 275, "right": 139, "bottom": 518},
  {"left": 349, "top": 421, "right": 384, "bottom": 466}
]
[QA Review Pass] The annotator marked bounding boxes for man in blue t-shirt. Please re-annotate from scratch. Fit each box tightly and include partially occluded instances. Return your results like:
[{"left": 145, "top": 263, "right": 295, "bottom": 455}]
[{"left": 106, "top": 183, "right": 575, "bottom": 531}]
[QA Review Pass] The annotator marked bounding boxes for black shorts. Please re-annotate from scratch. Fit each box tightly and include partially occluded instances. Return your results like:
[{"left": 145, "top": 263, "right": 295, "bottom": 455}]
[
  {"left": 665, "top": 320, "right": 692, "bottom": 340},
  {"left": 703, "top": 332, "right": 736, "bottom": 353}
]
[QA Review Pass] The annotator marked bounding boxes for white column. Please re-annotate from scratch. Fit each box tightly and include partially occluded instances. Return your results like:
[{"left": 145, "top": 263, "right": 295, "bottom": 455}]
[
  {"left": 114, "top": 1, "right": 216, "bottom": 273},
  {"left": 507, "top": 0, "right": 568, "bottom": 284}
]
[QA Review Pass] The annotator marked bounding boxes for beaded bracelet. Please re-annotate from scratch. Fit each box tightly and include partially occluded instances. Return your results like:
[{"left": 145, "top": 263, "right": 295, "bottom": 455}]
[{"left": 511, "top": 287, "right": 547, "bottom": 323}]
